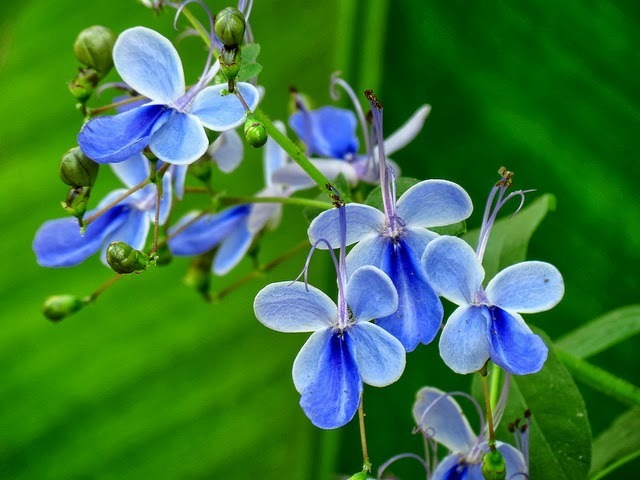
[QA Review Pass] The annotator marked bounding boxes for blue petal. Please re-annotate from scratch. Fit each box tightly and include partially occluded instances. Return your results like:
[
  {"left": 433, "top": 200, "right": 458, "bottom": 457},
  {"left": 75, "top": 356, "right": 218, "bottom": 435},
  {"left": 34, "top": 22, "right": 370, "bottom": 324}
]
[
  {"left": 190, "top": 82, "right": 259, "bottom": 131},
  {"left": 289, "top": 106, "right": 358, "bottom": 158},
  {"left": 423, "top": 236, "right": 484, "bottom": 306},
  {"left": 168, "top": 205, "right": 250, "bottom": 256},
  {"left": 348, "top": 322, "right": 405, "bottom": 387},
  {"left": 110, "top": 152, "right": 150, "bottom": 188},
  {"left": 271, "top": 159, "right": 359, "bottom": 189},
  {"left": 439, "top": 306, "right": 491, "bottom": 374},
  {"left": 213, "top": 220, "right": 254, "bottom": 275},
  {"left": 113, "top": 27, "right": 184, "bottom": 103},
  {"left": 344, "top": 233, "right": 387, "bottom": 275},
  {"left": 412, "top": 387, "right": 477, "bottom": 453},
  {"left": 496, "top": 442, "right": 527, "bottom": 478},
  {"left": 209, "top": 129, "right": 244, "bottom": 173},
  {"left": 292, "top": 328, "right": 333, "bottom": 393},
  {"left": 299, "top": 332, "right": 362, "bottom": 429},
  {"left": 485, "top": 261, "right": 564, "bottom": 313},
  {"left": 383, "top": 104, "right": 431, "bottom": 156},
  {"left": 347, "top": 266, "right": 398, "bottom": 322},
  {"left": 33, "top": 205, "right": 127, "bottom": 267},
  {"left": 155, "top": 170, "right": 173, "bottom": 226},
  {"left": 263, "top": 120, "right": 288, "bottom": 185},
  {"left": 171, "top": 164, "right": 189, "bottom": 200},
  {"left": 78, "top": 104, "right": 168, "bottom": 164},
  {"left": 247, "top": 185, "right": 284, "bottom": 234},
  {"left": 487, "top": 307, "right": 548, "bottom": 375},
  {"left": 376, "top": 235, "right": 444, "bottom": 352},
  {"left": 149, "top": 111, "right": 208, "bottom": 165},
  {"left": 431, "top": 454, "right": 470, "bottom": 480},
  {"left": 307, "top": 204, "right": 385, "bottom": 250},
  {"left": 253, "top": 281, "right": 337, "bottom": 332},
  {"left": 99, "top": 209, "right": 150, "bottom": 265},
  {"left": 396, "top": 179, "right": 473, "bottom": 229}
]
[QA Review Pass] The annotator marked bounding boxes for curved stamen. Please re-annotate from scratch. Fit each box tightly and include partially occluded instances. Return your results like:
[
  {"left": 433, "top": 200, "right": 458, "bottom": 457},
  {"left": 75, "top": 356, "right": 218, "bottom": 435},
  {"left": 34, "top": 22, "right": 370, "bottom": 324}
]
[
  {"left": 377, "top": 453, "right": 429, "bottom": 480},
  {"left": 330, "top": 73, "right": 371, "bottom": 162},
  {"left": 293, "top": 237, "right": 340, "bottom": 292},
  {"left": 492, "top": 372, "right": 512, "bottom": 431},
  {"left": 174, "top": 0, "right": 216, "bottom": 82},
  {"left": 95, "top": 82, "right": 136, "bottom": 96}
]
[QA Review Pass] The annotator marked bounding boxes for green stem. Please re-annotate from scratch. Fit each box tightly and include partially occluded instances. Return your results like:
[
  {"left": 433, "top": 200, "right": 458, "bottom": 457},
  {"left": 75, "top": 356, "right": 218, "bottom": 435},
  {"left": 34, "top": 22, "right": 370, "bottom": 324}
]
[
  {"left": 220, "top": 195, "right": 331, "bottom": 210},
  {"left": 489, "top": 364, "right": 502, "bottom": 410},
  {"left": 180, "top": 6, "right": 212, "bottom": 48},
  {"left": 358, "top": 0, "right": 390, "bottom": 94},
  {"left": 590, "top": 450, "right": 640, "bottom": 480},
  {"left": 358, "top": 394, "right": 372, "bottom": 473},
  {"left": 252, "top": 109, "right": 332, "bottom": 193},
  {"left": 479, "top": 368, "right": 496, "bottom": 450},
  {"left": 88, "top": 95, "right": 144, "bottom": 117},
  {"left": 557, "top": 349, "right": 640, "bottom": 407}
]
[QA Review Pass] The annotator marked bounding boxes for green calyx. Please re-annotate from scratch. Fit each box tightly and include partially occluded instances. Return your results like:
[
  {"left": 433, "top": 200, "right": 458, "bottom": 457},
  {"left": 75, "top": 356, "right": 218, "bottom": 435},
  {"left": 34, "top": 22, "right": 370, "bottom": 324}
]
[
  {"left": 482, "top": 449, "right": 507, "bottom": 480},
  {"left": 220, "top": 47, "right": 242, "bottom": 82},
  {"left": 106, "top": 242, "right": 149, "bottom": 274},
  {"left": 62, "top": 186, "right": 91, "bottom": 221},
  {"left": 68, "top": 68, "right": 100, "bottom": 102},
  {"left": 214, "top": 7, "right": 246, "bottom": 48},
  {"left": 42, "top": 295, "right": 88, "bottom": 322},
  {"left": 73, "top": 25, "right": 116, "bottom": 76},
  {"left": 60, "top": 147, "right": 99, "bottom": 187},
  {"left": 244, "top": 117, "right": 267, "bottom": 148}
]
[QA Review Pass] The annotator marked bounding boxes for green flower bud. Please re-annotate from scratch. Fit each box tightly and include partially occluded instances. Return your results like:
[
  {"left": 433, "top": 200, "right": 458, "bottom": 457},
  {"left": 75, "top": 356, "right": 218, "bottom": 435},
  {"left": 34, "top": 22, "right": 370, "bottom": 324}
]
[
  {"left": 347, "top": 472, "right": 369, "bottom": 480},
  {"left": 43, "top": 294, "right": 87, "bottom": 322},
  {"left": 60, "top": 147, "right": 99, "bottom": 187},
  {"left": 62, "top": 186, "right": 91, "bottom": 221},
  {"left": 184, "top": 251, "right": 214, "bottom": 301},
  {"left": 482, "top": 449, "right": 506, "bottom": 480},
  {"left": 220, "top": 47, "right": 242, "bottom": 82},
  {"left": 68, "top": 68, "right": 100, "bottom": 102},
  {"left": 244, "top": 118, "right": 267, "bottom": 148},
  {"left": 214, "top": 7, "right": 246, "bottom": 48},
  {"left": 106, "top": 242, "right": 149, "bottom": 274},
  {"left": 73, "top": 25, "right": 116, "bottom": 76}
]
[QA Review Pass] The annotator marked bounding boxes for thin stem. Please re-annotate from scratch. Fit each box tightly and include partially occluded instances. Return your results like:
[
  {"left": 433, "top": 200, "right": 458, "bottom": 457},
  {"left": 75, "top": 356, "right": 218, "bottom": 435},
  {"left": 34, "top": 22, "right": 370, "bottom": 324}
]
[
  {"left": 590, "top": 450, "right": 640, "bottom": 480},
  {"left": 88, "top": 95, "right": 145, "bottom": 116},
  {"left": 234, "top": 89, "right": 251, "bottom": 111},
  {"left": 358, "top": 395, "right": 372, "bottom": 472},
  {"left": 252, "top": 108, "right": 332, "bottom": 194},
  {"left": 179, "top": 5, "right": 211, "bottom": 48},
  {"left": 490, "top": 365, "right": 502, "bottom": 411},
  {"left": 480, "top": 369, "right": 496, "bottom": 450},
  {"left": 151, "top": 176, "right": 163, "bottom": 256},
  {"left": 87, "top": 274, "right": 123, "bottom": 303}
]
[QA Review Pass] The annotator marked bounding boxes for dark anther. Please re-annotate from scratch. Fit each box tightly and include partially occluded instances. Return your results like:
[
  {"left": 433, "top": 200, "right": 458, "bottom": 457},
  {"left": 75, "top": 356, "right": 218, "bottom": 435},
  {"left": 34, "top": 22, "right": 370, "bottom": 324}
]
[
  {"left": 524, "top": 409, "right": 531, "bottom": 418},
  {"left": 508, "top": 423, "right": 515, "bottom": 433},
  {"left": 364, "top": 89, "right": 383, "bottom": 109}
]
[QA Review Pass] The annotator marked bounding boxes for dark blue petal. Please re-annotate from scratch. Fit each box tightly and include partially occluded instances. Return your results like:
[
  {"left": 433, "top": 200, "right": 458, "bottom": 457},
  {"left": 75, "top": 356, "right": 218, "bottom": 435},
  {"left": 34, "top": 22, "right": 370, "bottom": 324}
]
[
  {"left": 33, "top": 205, "right": 128, "bottom": 267},
  {"left": 487, "top": 306, "right": 548, "bottom": 375},
  {"left": 299, "top": 332, "right": 362, "bottom": 429},
  {"left": 289, "top": 106, "right": 358, "bottom": 159},
  {"left": 376, "top": 235, "right": 444, "bottom": 352},
  {"left": 432, "top": 455, "right": 471, "bottom": 480},
  {"left": 78, "top": 104, "right": 168, "bottom": 164}
]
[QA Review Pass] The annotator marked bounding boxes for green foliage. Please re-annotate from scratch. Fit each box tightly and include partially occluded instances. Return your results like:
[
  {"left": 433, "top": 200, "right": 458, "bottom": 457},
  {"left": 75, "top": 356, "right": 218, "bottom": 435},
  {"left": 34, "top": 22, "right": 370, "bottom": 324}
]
[
  {"left": 238, "top": 43, "right": 262, "bottom": 82},
  {"left": 590, "top": 407, "right": 640, "bottom": 479},
  {"left": 364, "top": 176, "right": 419, "bottom": 210}
]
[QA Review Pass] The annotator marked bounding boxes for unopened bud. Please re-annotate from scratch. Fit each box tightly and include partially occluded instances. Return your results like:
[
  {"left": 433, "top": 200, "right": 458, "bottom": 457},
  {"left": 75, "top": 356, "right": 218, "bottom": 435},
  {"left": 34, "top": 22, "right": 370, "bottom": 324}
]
[
  {"left": 214, "top": 7, "right": 246, "bottom": 48},
  {"left": 347, "top": 472, "right": 369, "bottom": 480},
  {"left": 219, "top": 47, "right": 242, "bottom": 82},
  {"left": 106, "top": 242, "right": 149, "bottom": 274},
  {"left": 62, "top": 186, "right": 91, "bottom": 221},
  {"left": 482, "top": 449, "right": 506, "bottom": 480},
  {"left": 60, "top": 147, "right": 99, "bottom": 187},
  {"left": 184, "top": 251, "right": 214, "bottom": 301},
  {"left": 68, "top": 68, "right": 100, "bottom": 102},
  {"left": 244, "top": 118, "right": 267, "bottom": 148},
  {"left": 43, "top": 294, "right": 87, "bottom": 322},
  {"left": 73, "top": 26, "right": 116, "bottom": 76}
]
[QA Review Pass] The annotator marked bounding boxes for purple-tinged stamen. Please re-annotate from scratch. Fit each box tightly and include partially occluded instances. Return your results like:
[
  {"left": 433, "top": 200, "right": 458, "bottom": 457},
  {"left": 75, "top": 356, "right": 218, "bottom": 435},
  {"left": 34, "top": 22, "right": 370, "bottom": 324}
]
[
  {"left": 294, "top": 237, "right": 341, "bottom": 292},
  {"left": 238, "top": 0, "right": 255, "bottom": 43},
  {"left": 95, "top": 82, "right": 137, "bottom": 96},
  {"left": 492, "top": 372, "right": 512, "bottom": 431},
  {"left": 377, "top": 453, "right": 429, "bottom": 480},
  {"left": 330, "top": 73, "right": 371, "bottom": 162}
]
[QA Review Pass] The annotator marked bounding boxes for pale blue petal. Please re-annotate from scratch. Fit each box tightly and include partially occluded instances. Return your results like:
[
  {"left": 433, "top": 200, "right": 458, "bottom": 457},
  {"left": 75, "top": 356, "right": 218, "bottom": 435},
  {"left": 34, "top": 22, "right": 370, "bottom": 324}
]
[
  {"left": 78, "top": 104, "right": 168, "bottom": 164},
  {"left": 171, "top": 164, "right": 188, "bottom": 200},
  {"left": 292, "top": 328, "right": 333, "bottom": 393},
  {"left": 423, "top": 236, "right": 484, "bottom": 306},
  {"left": 168, "top": 205, "right": 249, "bottom": 256},
  {"left": 383, "top": 105, "right": 431, "bottom": 156},
  {"left": 346, "top": 266, "right": 398, "bottom": 322},
  {"left": 209, "top": 129, "right": 244, "bottom": 173},
  {"left": 412, "top": 386, "right": 477, "bottom": 453},
  {"left": 271, "top": 159, "right": 359, "bottom": 189},
  {"left": 149, "top": 111, "right": 208, "bottom": 165},
  {"left": 402, "top": 226, "right": 439, "bottom": 260},
  {"left": 439, "top": 305, "right": 491, "bottom": 374},
  {"left": 157, "top": 169, "right": 173, "bottom": 225},
  {"left": 113, "top": 27, "right": 184, "bottom": 103},
  {"left": 190, "top": 82, "right": 259, "bottom": 131},
  {"left": 247, "top": 185, "right": 284, "bottom": 234},
  {"left": 396, "top": 179, "right": 473, "bottom": 228},
  {"left": 110, "top": 152, "right": 150, "bottom": 188},
  {"left": 289, "top": 106, "right": 358, "bottom": 158},
  {"left": 431, "top": 454, "right": 469, "bottom": 480},
  {"left": 345, "top": 233, "right": 387, "bottom": 275},
  {"left": 212, "top": 220, "right": 253, "bottom": 275},
  {"left": 264, "top": 120, "right": 287, "bottom": 185},
  {"left": 496, "top": 442, "right": 527, "bottom": 478},
  {"left": 99, "top": 209, "right": 150, "bottom": 265},
  {"left": 348, "top": 322, "right": 405, "bottom": 387},
  {"left": 299, "top": 332, "right": 362, "bottom": 429},
  {"left": 485, "top": 261, "right": 565, "bottom": 313},
  {"left": 253, "top": 281, "right": 337, "bottom": 332},
  {"left": 307, "top": 204, "right": 385, "bottom": 250},
  {"left": 33, "top": 206, "right": 127, "bottom": 267},
  {"left": 488, "top": 307, "right": 548, "bottom": 375},
  {"left": 376, "top": 236, "right": 444, "bottom": 352}
]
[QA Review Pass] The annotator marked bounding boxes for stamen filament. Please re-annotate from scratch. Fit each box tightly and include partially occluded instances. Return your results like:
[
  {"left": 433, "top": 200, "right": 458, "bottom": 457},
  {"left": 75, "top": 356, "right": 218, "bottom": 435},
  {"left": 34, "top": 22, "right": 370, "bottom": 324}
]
[{"left": 330, "top": 74, "right": 371, "bottom": 161}]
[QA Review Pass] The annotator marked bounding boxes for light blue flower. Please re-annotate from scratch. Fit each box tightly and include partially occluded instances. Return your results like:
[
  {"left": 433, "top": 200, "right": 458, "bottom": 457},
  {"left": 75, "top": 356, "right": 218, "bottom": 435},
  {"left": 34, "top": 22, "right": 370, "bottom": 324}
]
[
  {"left": 422, "top": 235, "right": 564, "bottom": 375},
  {"left": 413, "top": 387, "right": 527, "bottom": 480},
  {"left": 33, "top": 154, "right": 171, "bottom": 267},
  {"left": 254, "top": 264, "right": 405, "bottom": 429},
  {"left": 78, "top": 26, "right": 259, "bottom": 166}
]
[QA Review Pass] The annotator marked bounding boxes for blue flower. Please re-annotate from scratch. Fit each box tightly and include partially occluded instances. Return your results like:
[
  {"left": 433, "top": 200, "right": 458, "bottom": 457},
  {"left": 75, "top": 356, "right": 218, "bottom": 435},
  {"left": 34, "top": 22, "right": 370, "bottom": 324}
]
[
  {"left": 422, "top": 235, "right": 564, "bottom": 375},
  {"left": 78, "top": 26, "right": 259, "bottom": 166},
  {"left": 33, "top": 154, "right": 171, "bottom": 267},
  {"left": 413, "top": 387, "right": 527, "bottom": 480},
  {"left": 254, "top": 265, "right": 405, "bottom": 429}
]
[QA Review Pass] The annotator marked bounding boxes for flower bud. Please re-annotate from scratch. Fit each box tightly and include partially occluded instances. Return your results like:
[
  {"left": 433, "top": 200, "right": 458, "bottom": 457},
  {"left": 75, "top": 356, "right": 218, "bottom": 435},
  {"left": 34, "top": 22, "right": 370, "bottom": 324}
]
[
  {"left": 73, "top": 26, "right": 116, "bottom": 76},
  {"left": 60, "top": 147, "right": 99, "bottom": 187},
  {"left": 43, "top": 294, "right": 87, "bottom": 322},
  {"left": 106, "top": 242, "right": 149, "bottom": 274},
  {"left": 68, "top": 68, "right": 100, "bottom": 102},
  {"left": 214, "top": 7, "right": 246, "bottom": 48},
  {"left": 347, "top": 472, "right": 369, "bottom": 480},
  {"left": 62, "top": 186, "right": 91, "bottom": 221},
  {"left": 482, "top": 449, "right": 506, "bottom": 480},
  {"left": 244, "top": 118, "right": 267, "bottom": 148},
  {"left": 219, "top": 47, "right": 242, "bottom": 82}
]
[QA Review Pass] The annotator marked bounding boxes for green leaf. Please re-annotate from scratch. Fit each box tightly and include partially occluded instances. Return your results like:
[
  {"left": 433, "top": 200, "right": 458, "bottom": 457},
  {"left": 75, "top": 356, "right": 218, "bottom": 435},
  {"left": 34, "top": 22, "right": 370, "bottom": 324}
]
[
  {"left": 478, "top": 329, "right": 592, "bottom": 480},
  {"left": 241, "top": 43, "right": 261, "bottom": 63},
  {"left": 237, "top": 62, "right": 262, "bottom": 82},
  {"left": 463, "top": 193, "right": 556, "bottom": 281},
  {"left": 364, "top": 176, "right": 420, "bottom": 211},
  {"left": 556, "top": 305, "right": 640, "bottom": 359},
  {"left": 590, "top": 407, "right": 640, "bottom": 479}
]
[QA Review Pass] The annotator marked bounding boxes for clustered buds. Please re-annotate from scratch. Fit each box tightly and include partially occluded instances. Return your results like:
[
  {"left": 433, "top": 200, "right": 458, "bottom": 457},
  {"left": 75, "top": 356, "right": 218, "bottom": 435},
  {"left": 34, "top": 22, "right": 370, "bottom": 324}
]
[
  {"left": 106, "top": 242, "right": 149, "bottom": 274},
  {"left": 482, "top": 449, "right": 507, "bottom": 480},
  {"left": 69, "top": 25, "right": 116, "bottom": 103},
  {"left": 215, "top": 7, "right": 246, "bottom": 89},
  {"left": 42, "top": 294, "right": 88, "bottom": 322},
  {"left": 60, "top": 147, "right": 99, "bottom": 188}
]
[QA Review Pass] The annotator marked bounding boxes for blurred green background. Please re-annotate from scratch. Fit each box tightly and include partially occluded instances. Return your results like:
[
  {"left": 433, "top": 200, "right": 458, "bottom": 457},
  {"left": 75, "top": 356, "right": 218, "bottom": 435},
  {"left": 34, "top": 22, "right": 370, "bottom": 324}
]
[{"left": 1, "top": 0, "right": 639, "bottom": 478}]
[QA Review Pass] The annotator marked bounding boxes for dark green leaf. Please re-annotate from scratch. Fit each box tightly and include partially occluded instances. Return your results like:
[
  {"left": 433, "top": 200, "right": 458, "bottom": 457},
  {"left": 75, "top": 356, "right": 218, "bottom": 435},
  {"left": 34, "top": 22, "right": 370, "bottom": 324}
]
[
  {"left": 241, "top": 43, "right": 261, "bottom": 63},
  {"left": 590, "top": 407, "right": 640, "bottom": 478},
  {"left": 431, "top": 220, "right": 466, "bottom": 236},
  {"left": 237, "top": 62, "right": 262, "bottom": 82}
]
